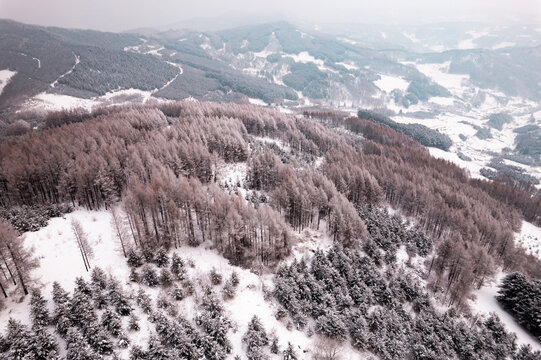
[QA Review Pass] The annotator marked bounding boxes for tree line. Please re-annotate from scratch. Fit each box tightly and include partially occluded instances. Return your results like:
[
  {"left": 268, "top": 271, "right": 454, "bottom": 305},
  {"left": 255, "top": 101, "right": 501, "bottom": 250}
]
[{"left": 1, "top": 101, "right": 540, "bottom": 306}]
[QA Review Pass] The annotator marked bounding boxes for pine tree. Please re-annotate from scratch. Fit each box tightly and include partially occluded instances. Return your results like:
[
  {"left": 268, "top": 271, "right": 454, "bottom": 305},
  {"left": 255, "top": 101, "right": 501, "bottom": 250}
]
[
  {"left": 127, "top": 249, "right": 143, "bottom": 268},
  {"left": 65, "top": 327, "right": 100, "bottom": 360},
  {"left": 170, "top": 285, "right": 185, "bottom": 301},
  {"left": 129, "top": 345, "right": 147, "bottom": 360},
  {"left": 230, "top": 271, "right": 240, "bottom": 287},
  {"left": 160, "top": 268, "right": 173, "bottom": 287},
  {"left": 90, "top": 267, "right": 108, "bottom": 309},
  {"left": 101, "top": 309, "right": 122, "bottom": 337},
  {"left": 128, "top": 313, "right": 140, "bottom": 332},
  {"left": 84, "top": 320, "right": 113, "bottom": 355},
  {"left": 5, "top": 319, "right": 38, "bottom": 360},
  {"left": 170, "top": 252, "right": 185, "bottom": 280},
  {"left": 33, "top": 326, "right": 59, "bottom": 360},
  {"left": 243, "top": 316, "right": 269, "bottom": 360},
  {"left": 270, "top": 334, "right": 280, "bottom": 354},
  {"left": 136, "top": 289, "right": 153, "bottom": 314},
  {"left": 283, "top": 342, "right": 298, "bottom": 360},
  {"left": 107, "top": 277, "right": 132, "bottom": 316},
  {"left": 51, "top": 282, "right": 73, "bottom": 336},
  {"left": 154, "top": 248, "right": 169, "bottom": 267},
  {"left": 222, "top": 279, "right": 236, "bottom": 300},
  {"left": 514, "top": 344, "right": 541, "bottom": 360},
  {"left": 141, "top": 265, "right": 159, "bottom": 287},
  {"left": 210, "top": 267, "right": 223, "bottom": 285},
  {"left": 30, "top": 289, "right": 50, "bottom": 328}
]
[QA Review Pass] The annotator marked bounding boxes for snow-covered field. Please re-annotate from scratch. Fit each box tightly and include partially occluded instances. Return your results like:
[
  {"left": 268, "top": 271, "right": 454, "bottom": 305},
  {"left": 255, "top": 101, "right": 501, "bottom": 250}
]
[
  {"left": 0, "top": 210, "right": 130, "bottom": 327},
  {"left": 0, "top": 69, "right": 17, "bottom": 96},
  {"left": 516, "top": 221, "right": 541, "bottom": 259},
  {"left": 374, "top": 74, "right": 410, "bottom": 93},
  {"left": 0, "top": 208, "right": 368, "bottom": 358}
]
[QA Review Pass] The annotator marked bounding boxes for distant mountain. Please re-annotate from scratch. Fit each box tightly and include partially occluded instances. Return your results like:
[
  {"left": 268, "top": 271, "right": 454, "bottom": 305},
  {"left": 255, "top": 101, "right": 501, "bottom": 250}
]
[
  {"left": 1, "top": 19, "right": 540, "bottom": 116},
  {"left": 0, "top": 19, "right": 177, "bottom": 112}
]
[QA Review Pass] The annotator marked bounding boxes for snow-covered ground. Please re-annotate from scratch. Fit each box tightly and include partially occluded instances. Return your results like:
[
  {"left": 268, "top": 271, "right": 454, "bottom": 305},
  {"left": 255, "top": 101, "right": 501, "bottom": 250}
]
[
  {"left": 0, "top": 210, "right": 131, "bottom": 327},
  {"left": 415, "top": 61, "right": 469, "bottom": 97},
  {"left": 22, "top": 88, "right": 158, "bottom": 112},
  {"left": 471, "top": 271, "right": 541, "bottom": 352},
  {"left": 457, "top": 30, "right": 490, "bottom": 50},
  {"left": 248, "top": 97, "right": 267, "bottom": 106},
  {"left": 0, "top": 69, "right": 17, "bottom": 96},
  {"left": 0, "top": 207, "right": 367, "bottom": 358},
  {"left": 516, "top": 221, "right": 541, "bottom": 259},
  {"left": 379, "top": 59, "right": 541, "bottom": 187},
  {"left": 374, "top": 74, "right": 409, "bottom": 93}
]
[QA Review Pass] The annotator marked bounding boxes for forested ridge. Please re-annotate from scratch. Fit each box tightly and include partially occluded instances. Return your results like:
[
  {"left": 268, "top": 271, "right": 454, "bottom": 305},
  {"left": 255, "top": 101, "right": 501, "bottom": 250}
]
[{"left": 0, "top": 101, "right": 540, "bottom": 359}]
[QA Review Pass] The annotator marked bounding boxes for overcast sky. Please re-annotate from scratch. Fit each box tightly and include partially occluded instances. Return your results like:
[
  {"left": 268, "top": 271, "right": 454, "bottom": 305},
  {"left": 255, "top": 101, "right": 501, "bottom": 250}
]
[{"left": 0, "top": 0, "right": 540, "bottom": 32}]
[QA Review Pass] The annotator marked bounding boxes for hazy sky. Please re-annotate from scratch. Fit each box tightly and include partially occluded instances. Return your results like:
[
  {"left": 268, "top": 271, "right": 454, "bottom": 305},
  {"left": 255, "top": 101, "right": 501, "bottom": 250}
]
[{"left": 0, "top": 0, "right": 540, "bottom": 32}]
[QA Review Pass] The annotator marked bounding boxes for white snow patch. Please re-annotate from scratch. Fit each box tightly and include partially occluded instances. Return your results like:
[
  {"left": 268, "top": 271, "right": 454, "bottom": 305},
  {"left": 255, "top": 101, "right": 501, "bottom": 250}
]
[
  {"left": 0, "top": 69, "right": 17, "bottom": 95},
  {"left": 248, "top": 97, "right": 267, "bottom": 106},
  {"left": 253, "top": 49, "right": 273, "bottom": 58},
  {"left": 415, "top": 61, "right": 469, "bottom": 97},
  {"left": 0, "top": 209, "right": 131, "bottom": 327},
  {"left": 492, "top": 42, "right": 516, "bottom": 50},
  {"left": 375, "top": 74, "right": 410, "bottom": 93},
  {"left": 254, "top": 136, "right": 290, "bottom": 152},
  {"left": 24, "top": 87, "right": 158, "bottom": 112},
  {"left": 285, "top": 51, "right": 325, "bottom": 67},
  {"left": 516, "top": 221, "right": 541, "bottom": 259},
  {"left": 337, "top": 37, "right": 358, "bottom": 45},
  {"left": 430, "top": 96, "right": 455, "bottom": 106},
  {"left": 336, "top": 61, "right": 358, "bottom": 71},
  {"left": 146, "top": 46, "right": 165, "bottom": 56},
  {"left": 217, "top": 162, "right": 247, "bottom": 196},
  {"left": 32, "top": 57, "right": 41, "bottom": 68},
  {"left": 29, "top": 93, "right": 98, "bottom": 111},
  {"left": 458, "top": 30, "right": 490, "bottom": 49},
  {"left": 430, "top": 44, "right": 446, "bottom": 52},
  {"left": 402, "top": 32, "right": 420, "bottom": 43}
]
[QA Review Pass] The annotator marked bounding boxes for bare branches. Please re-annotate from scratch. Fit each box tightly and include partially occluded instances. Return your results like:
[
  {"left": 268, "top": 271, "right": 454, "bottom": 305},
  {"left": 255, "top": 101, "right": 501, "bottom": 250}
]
[{"left": 71, "top": 219, "right": 92, "bottom": 272}]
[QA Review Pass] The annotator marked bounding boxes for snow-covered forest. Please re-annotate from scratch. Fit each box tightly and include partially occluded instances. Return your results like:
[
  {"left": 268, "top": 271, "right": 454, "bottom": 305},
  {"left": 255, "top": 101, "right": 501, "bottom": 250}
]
[{"left": 0, "top": 101, "right": 540, "bottom": 359}]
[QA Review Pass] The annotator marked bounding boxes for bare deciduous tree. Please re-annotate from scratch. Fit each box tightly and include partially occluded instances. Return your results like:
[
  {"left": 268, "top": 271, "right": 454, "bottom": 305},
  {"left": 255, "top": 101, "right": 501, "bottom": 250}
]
[{"left": 71, "top": 219, "right": 93, "bottom": 271}]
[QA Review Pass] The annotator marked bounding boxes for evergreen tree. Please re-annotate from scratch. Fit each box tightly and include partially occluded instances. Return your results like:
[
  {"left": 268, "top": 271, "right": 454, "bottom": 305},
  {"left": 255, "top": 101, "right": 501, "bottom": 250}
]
[
  {"left": 170, "top": 253, "right": 185, "bottom": 280},
  {"left": 141, "top": 265, "right": 159, "bottom": 287},
  {"left": 107, "top": 277, "right": 132, "bottom": 315},
  {"left": 51, "top": 282, "right": 73, "bottom": 336},
  {"left": 5, "top": 319, "right": 37, "bottom": 360},
  {"left": 33, "top": 326, "right": 59, "bottom": 360},
  {"left": 65, "top": 327, "right": 100, "bottom": 360},
  {"left": 127, "top": 249, "right": 143, "bottom": 268},
  {"left": 160, "top": 268, "right": 173, "bottom": 287},
  {"left": 242, "top": 316, "right": 269, "bottom": 360},
  {"left": 154, "top": 248, "right": 169, "bottom": 268},
  {"left": 129, "top": 345, "right": 147, "bottom": 360},
  {"left": 128, "top": 313, "right": 140, "bottom": 332},
  {"left": 30, "top": 289, "right": 50, "bottom": 329},
  {"left": 101, "top": 309, "right": 123, "bottom": 337},
  {"left": 283, "top": 342, "right": 298, "bottom": 360}
]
